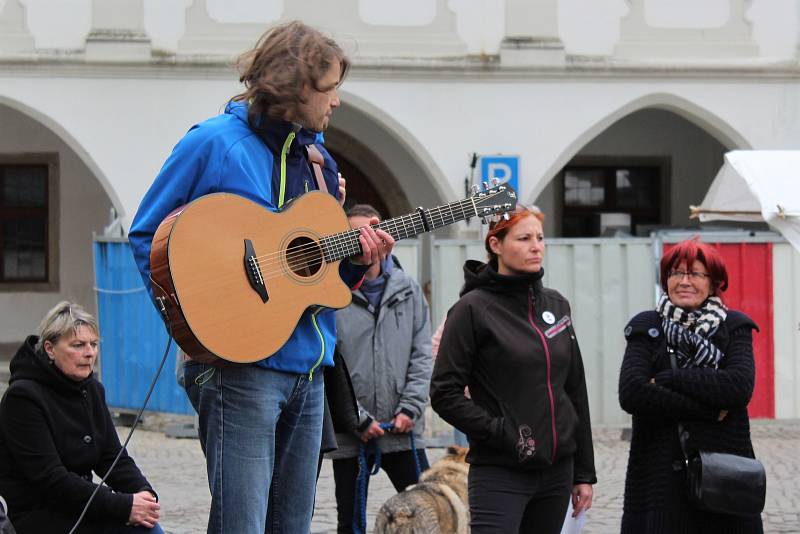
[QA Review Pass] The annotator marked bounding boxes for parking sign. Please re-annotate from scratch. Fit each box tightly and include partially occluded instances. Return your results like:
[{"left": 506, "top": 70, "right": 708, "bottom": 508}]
[{"left": 480, "top": 155, "right": 519, "bottom": 194}]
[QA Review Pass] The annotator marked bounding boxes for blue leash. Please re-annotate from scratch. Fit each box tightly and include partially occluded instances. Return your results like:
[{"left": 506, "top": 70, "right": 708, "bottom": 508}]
[{"left": 352, "top": 422, "right": 422, "bottom": 534}]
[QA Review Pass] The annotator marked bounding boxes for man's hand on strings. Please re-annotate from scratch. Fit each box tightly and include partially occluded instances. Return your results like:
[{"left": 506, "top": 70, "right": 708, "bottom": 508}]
[{"left": 351, "top": 217, "right": 395, "bottom": 266}]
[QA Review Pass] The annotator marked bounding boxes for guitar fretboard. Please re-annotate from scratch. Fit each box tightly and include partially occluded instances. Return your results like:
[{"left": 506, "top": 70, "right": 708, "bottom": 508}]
[{"left": 320, "top": 197, "right": 478, "bottom": 262}]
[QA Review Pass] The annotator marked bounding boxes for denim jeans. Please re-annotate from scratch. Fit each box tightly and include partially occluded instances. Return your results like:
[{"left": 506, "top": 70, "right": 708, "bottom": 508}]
[{"left": 183, "top": 361, "right": 324, "bottom": 534}]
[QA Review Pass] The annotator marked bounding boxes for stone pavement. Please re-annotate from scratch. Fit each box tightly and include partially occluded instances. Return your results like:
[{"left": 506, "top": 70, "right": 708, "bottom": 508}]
[{"left": 117, "top": 418, "right": 800, "bottom": 534}]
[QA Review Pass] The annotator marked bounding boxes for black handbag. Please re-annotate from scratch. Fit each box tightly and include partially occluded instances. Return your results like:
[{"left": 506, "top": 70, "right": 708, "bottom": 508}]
[{"left": 669, "top": 349, "right": 767, "bottom": 516}]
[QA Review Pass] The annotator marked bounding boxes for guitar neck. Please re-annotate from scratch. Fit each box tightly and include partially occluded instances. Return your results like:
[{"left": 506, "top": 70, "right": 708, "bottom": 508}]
[{"left": 321, "top": 198, "right": 478, "bottom": 262}]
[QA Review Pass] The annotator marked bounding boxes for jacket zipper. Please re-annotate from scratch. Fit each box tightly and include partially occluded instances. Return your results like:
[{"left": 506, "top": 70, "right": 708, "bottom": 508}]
[
  {"left": 308, "top": 308, "right": 325, "bottom": 380},
  {"left": 278, "top": 131, "right": 296, "bottom": 208},
  {"left": 528, "top": 286, "right": 558, "bottom": 463}
]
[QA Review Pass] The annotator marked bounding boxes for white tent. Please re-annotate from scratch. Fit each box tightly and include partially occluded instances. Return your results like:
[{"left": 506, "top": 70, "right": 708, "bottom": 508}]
[{"left": 691, "top": 150, "right": 800, "bottom": 252}]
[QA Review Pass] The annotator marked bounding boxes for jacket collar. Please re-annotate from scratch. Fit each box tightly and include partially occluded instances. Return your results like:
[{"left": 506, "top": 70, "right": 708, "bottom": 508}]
[
  {"left": 226, "top": 100, "right": 320, "bottom": 154},
  {"left": 461, "top": 259, "right": 544, "bottom": 297}
]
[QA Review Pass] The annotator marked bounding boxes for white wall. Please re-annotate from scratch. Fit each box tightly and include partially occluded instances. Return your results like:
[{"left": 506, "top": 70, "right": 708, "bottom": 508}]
[
  {"left": 15, "top": 0, "right": 800, "bottom": 58},
  {"left": 0, "top": 104, "right": 110, "bottom": 342}
]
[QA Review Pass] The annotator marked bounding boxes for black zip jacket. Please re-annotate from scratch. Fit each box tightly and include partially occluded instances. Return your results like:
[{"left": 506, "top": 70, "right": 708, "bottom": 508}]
[
  {"left": 0, "top": 336, "right": 155, "bottom": 533},
  {"left": 430, "top": 261, "right": 597, "bottom": 484}
]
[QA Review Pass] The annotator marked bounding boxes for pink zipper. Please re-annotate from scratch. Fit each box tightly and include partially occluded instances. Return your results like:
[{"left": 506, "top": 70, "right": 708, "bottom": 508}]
[{"left": 528, "top": 287, "right": 558, "bottom": 463}]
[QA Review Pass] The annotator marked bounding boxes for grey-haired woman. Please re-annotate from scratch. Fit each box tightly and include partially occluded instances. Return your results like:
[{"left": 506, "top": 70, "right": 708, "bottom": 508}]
[{"left": 0, "top": 302, "right": 163, "bottom": 534}]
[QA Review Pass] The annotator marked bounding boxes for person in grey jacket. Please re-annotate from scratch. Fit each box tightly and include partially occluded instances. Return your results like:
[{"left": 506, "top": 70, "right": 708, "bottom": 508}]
[{"left": 327, "top": 204, "right": 432, "bottom": 534}]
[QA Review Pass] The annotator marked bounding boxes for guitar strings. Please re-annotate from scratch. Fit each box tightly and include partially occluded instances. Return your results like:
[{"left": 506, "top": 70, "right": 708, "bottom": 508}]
[
  {"left": 186, "top": 196, "right": 481, "bottom": 289},
  {"left": 246, "top": 199, "right": 477, "bottom": 283},
  {"left": 188, "top": 192, "right": 498, "bottom": 288},
  {"left": 248, "top": 195, "right": 477, "bottom": 266},
  {"left": 249, "top": 197, "right": 475, "bottom": 273}
]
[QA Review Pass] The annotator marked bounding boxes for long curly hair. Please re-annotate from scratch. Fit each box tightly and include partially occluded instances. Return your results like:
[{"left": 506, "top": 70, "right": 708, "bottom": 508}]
[{"left": 232, "top": 21, "right": 350, "bottom": 128}]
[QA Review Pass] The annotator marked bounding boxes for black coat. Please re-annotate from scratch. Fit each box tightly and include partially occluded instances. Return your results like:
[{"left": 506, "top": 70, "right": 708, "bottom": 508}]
[
  {"left": 431, "top": 261, "right": 596, "bottom": 484},
  {"left": 618, "top": 310, "right": 763, "bottom": 534},
  {"left": 0, "top": 336, "right": 155, "bottom": 534}
]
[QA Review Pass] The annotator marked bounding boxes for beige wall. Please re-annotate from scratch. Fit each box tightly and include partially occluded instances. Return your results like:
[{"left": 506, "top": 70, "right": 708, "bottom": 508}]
[{"left": 0, "top": 104, "right": 111, "bottom": 344}]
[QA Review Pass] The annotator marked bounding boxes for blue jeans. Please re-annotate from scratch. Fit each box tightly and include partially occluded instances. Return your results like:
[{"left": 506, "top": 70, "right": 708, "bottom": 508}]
[{"left": 183, "top": 361, "right": 324, "bottom": 534}]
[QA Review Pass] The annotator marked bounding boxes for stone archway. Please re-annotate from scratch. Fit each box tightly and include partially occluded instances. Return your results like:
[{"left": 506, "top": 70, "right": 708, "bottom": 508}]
[
  {"left": 0, "top": 99, "right": 113, "bottom": 342},
  {"left": 330, "top": 92, "right": 451, "bottom": 222},
  {"left": 533, "top": 95, "right": 752, "bottom": 237}
]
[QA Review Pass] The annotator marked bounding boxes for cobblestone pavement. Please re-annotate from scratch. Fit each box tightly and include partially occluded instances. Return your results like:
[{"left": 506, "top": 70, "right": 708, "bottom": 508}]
[{"left": 117, "top": 418, "right": 800, "bottom": 534}]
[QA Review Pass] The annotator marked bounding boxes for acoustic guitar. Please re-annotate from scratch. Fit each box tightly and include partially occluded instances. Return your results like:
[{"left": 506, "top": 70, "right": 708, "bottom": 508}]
[{"left": 150, "top": 184, "right": 517, "bottom": 364}]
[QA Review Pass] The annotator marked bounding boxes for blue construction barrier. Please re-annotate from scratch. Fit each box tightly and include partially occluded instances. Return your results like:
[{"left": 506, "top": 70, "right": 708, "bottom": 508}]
[{"left": 93, "top": 238, "right": 193, "bottom": 415}]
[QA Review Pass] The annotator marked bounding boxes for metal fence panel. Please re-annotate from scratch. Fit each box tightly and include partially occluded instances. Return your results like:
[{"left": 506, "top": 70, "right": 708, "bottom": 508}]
[
  {"left": 93, "top": 238, "right": 192, "bottom": 415},
  {"left": 430, "top": 237, "right": 655, "bottom": 425},
  {"left": 543, "top": 239, "right": 655, "bottom": 425},
  {"left": 430, "top": 239, "right": 485, "bottom": 329},
  {"left": 772, "top": 242, "right": 800, "bottom": 418},
  {"left": 393, "top": 240, "right": 421, "bottom": 283}
]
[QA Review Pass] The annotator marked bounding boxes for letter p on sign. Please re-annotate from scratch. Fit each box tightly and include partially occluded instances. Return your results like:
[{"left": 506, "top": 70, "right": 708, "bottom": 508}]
[{"left": 480, "top": 155, "right": 519, "bottom": 194}]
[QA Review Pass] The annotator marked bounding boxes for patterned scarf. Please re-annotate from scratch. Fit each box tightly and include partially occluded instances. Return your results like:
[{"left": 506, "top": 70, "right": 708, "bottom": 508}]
[{"left": 656, "top": 293, "right": 727, "bottom": 369}]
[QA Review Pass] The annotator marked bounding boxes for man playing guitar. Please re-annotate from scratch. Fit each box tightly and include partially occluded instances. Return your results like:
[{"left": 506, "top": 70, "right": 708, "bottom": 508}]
[{"left": 129, "top": 21, "right": 393, "bottom": 534}]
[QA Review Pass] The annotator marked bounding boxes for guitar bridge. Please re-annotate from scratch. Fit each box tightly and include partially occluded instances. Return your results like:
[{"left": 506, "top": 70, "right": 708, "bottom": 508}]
[{"left": 243, "top": 239, "right": 269, "bottom": 303}]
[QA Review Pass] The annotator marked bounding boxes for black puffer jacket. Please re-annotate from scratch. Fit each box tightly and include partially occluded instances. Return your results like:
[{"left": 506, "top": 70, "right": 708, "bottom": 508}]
[
  {"left": 0, "top": 336, "right": 155, "bottom": 533},
  {"left": 430, "top": 261, "right": 596, "bottom": 484},
  {"left": 619, "top": 310, "right": 763, "bottom": 534}
]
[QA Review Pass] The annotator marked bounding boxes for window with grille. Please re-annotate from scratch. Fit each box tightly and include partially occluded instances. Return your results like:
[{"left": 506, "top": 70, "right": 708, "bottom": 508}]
[
  {"left": 562, "top": 164, "right": 664, "bottom": 237},
  {"left": 0, "top": 161, "right": 52, "bottom": 284}
]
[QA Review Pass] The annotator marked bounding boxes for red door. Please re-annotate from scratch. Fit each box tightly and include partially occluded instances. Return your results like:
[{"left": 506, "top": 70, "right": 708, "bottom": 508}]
[{"left": 663, "top": 242, "right": 774, "bottom": 418}]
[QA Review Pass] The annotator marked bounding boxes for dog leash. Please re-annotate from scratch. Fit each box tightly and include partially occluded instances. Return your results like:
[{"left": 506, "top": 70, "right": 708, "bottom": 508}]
[{"left": 352, "top": 422, "right": 422, "bottom": 534}]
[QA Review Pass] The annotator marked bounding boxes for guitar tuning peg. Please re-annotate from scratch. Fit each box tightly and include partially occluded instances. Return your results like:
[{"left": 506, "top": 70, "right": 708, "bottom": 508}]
[
  {"left": 490, "top": 178, "right": 499, "bottom": 187},
  {"left": 502, "top": 213, "right": 510, "bottom": 221},
  {"left": 482, "top": 181, "right": 489, "bottom": 191},
  {"left": 471, "top": 184, "right": 480, "bottom": 195}
]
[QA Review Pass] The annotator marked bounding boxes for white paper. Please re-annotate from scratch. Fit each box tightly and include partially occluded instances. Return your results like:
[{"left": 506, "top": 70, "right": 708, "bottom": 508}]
[{"left": 561, "top": 499, "right": 586, "bottom": 534}]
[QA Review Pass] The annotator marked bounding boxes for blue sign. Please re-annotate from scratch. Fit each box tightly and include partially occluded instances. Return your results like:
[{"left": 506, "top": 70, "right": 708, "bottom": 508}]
[{"left": 480, "top": 155, "right": 519, "bottom": 194}]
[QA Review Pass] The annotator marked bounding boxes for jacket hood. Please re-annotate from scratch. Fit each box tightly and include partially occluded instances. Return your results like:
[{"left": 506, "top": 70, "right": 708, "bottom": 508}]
[
  {"left": 8, "top": 335, "right": 93, "bottom": 395},
  {"left": 225, "top": 101, "right": 320, "bottom": 149},
  {"left": 461, "top": 259, "right": 544, "bottom": 297}
]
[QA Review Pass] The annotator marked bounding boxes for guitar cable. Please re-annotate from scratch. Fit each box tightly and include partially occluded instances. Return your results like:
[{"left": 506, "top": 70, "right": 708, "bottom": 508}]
[{"left": 68, "top": 298, "right": 173, "bottom": 534}]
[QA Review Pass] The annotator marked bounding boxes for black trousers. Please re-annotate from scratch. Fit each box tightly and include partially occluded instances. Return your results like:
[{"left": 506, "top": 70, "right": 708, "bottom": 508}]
[
  {"left": 332, "top": 448, "right": 430, "bottom": 534},
  {"left": 468, "top": 457, "right": 573, "bottom": 534}
]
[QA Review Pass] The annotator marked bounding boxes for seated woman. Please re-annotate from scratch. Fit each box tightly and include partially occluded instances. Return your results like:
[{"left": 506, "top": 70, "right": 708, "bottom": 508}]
[
  {"left": 618, "top": 239, "right": 763, "bottom": 533},
  {"left": 0, "top": 301, "right": 162, "bottom": 534}
]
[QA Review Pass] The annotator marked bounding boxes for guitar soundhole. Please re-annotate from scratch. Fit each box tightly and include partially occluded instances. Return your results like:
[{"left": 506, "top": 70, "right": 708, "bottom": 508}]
[{"left": 286, "top": 236, "right": 323, "bottom": 278}]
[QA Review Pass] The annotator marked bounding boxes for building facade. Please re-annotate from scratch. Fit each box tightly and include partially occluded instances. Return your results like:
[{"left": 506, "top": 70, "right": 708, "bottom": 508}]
[{"left": 1, "top": 0, "right": 799, "bottom": 418}]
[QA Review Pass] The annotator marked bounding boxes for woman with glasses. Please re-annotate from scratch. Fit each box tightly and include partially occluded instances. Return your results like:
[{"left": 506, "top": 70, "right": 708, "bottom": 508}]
[
  {"left": 618, "top": 239, "right": 763, "bottom": 533},
  {"left": 430, "top": 207, "right": 596, "bottom": 534},
  {"left": 0, "top": 302, "right": 163, "bottom": 534}
]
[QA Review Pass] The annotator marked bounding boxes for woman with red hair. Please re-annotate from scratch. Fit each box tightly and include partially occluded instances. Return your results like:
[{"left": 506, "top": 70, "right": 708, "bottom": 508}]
[
  {"left": 431, "top": 207, "right": 596, "bottom": 534},
  {"left": 619, "top": 238, "right": 764, "bottom": 533}
]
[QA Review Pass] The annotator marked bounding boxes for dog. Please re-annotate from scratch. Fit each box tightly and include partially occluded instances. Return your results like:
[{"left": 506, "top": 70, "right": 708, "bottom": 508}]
[{"left": 374, "top": 445, "right": 470, "bottom": 533}]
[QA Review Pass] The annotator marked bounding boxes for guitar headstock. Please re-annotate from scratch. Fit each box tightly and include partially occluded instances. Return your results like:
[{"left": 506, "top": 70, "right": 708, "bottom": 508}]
[{"left": 471, "top": 183, "right": 518, "bottom": 223}]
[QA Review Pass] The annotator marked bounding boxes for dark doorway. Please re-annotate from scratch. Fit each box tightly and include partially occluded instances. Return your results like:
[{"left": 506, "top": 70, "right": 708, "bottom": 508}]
[{"left": 328, "top": 149, "right": 392, "bottom": 219}]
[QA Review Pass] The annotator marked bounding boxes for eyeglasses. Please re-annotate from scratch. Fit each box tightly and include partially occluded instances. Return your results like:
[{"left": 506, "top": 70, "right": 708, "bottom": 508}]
[{"left": 668, "top": 270, "right": 710, "bottom": 282}]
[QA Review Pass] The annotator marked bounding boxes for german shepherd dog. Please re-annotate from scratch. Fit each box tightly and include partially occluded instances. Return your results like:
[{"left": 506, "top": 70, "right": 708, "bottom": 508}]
[{"left": 374, "top": 446, "right": 470, "bottom": 533}]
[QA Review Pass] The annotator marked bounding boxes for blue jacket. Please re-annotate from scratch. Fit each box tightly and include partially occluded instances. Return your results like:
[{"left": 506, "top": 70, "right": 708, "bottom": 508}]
[{"left": 129, "top": 101, "right": 366, "bottom": 376}]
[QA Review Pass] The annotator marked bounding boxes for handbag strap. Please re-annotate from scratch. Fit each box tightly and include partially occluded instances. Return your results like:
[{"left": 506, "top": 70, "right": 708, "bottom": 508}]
[{"left": 669, "top": 347, "right": 692, "bottom": 463}]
